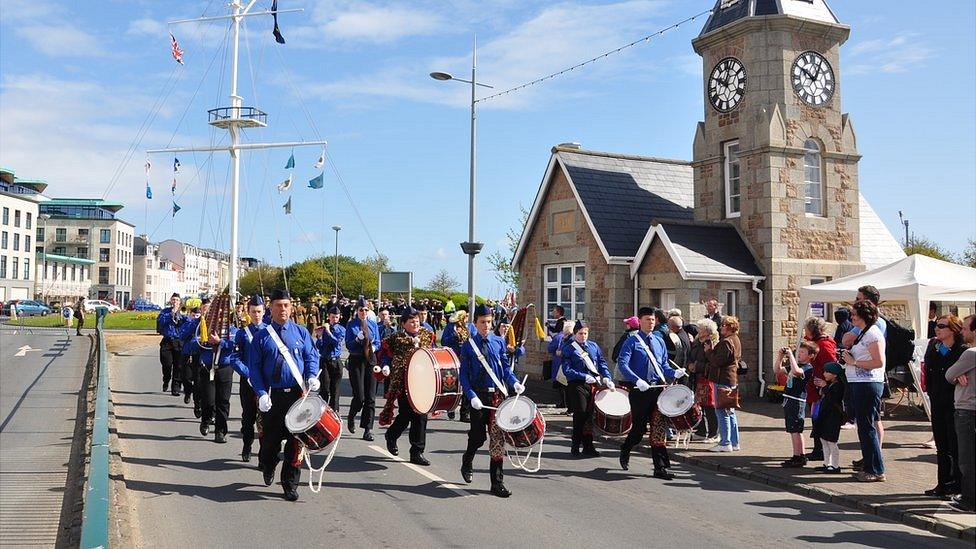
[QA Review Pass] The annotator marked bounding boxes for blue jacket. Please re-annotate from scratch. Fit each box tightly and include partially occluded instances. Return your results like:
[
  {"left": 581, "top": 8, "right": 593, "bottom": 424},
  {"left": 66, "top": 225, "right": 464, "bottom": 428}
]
[
  {"left": 616, "top": 331, "right": 675, "bottom": 384},
  {"left": 561, "top": 339, "right": 611, "bottom": 383},
  {"left": 421, "top": 321, "right": 435, "bottom": 333},
  {"left": 247, "top": 320, "right": 320, "bottom": 397},
  {"left": 441, "top": 321, "right": 475, "bottom": 353},
  {"left": 197, "top": 326, "right": 239, "bottom": 369},
  {"left": 345, "top": 317, "right": 380, "bottom": 356},
  {"left": 156, "top": 308, "right": 185, "bottom": 339},
  {"left": 315, "top": 322, "right": 346, "bottom": 360},
  {"left": 233, "top": 322, "right": 264, "bottom": 378},
  {"left": 179, "top": 317, "right": 202, "bottom": 356},
  {"left": 459, "top": 330, "right": 517, "bottom": 401}
]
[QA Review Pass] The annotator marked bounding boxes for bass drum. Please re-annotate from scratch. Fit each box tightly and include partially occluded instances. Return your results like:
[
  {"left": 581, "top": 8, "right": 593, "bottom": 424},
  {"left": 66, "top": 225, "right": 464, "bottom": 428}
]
[{"left": 407, "top": 347, "right": 463, "bottom": 414}]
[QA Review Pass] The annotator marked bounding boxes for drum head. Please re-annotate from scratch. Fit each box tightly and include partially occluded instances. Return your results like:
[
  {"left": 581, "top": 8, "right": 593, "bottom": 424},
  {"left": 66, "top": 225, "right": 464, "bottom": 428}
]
[
  {"left": 658, "top": 385, "right": 695, "bottom": 417},
  {"left": 495, "top": 397, "right": 537, "bottom": 433},
  {"left": 285, "top": 394, "right": 327, "bottom": 432},
  {"left": 594, "top": 388, "right": 630, "bottom": 416},
  {"left": 407, "top": 349, "right": 437, "bottom": 414}
]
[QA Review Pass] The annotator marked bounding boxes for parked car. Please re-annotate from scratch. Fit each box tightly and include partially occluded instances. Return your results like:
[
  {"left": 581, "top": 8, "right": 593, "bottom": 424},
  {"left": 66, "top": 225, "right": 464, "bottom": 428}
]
[
  {"left": 4, "top": 299, "right": 53, "bottom": 316},
  {"left": 131, "top": 298, "right": 161, "bottom": 311},
  {"left": 83, "top": 299, "right": 121, "bottom": 313}
]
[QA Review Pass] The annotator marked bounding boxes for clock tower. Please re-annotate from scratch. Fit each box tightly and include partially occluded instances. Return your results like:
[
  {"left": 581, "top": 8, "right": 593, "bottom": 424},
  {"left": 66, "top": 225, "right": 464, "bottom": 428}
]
[{"left": 691, "top": 0, "right": 865, "bottom": 354}]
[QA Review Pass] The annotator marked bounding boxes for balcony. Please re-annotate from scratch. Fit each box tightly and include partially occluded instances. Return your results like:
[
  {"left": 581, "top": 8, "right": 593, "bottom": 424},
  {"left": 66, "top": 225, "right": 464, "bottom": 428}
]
[{"left": 207, "top": 106, "right": 267, "bottom": 129}]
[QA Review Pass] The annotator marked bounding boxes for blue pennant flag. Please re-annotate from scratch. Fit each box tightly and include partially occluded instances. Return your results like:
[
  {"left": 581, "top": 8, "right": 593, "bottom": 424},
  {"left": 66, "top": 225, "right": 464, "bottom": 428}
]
[
  {"left": 173, "top": 158, "right": 181, "bottom": 173},
  {"left": 272, "top": 0, "right": 286, "bottom": 44},
  {"left": 146, "top": 184, "right": 153, "bottom": 200},
  {"left": 308, "top": 173, "right": 324, "bottom": 189},
  {"left": 172, "top": 202, "right": 181, "bottom": 217},
  {"left": 285, "top": 152, "right": 295, "bottom": 170}
]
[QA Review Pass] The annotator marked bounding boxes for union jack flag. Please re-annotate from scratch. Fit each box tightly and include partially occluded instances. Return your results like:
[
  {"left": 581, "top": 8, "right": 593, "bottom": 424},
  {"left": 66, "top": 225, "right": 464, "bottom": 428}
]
[{"left": 170, "top": 33, "right": 184, "bottom": 65}]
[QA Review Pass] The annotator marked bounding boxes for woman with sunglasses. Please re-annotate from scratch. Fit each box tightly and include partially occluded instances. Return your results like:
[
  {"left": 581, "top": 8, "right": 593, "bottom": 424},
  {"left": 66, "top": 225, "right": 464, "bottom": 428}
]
[{"left": 923, "top": 314, "right": 967, "bottom": 499}]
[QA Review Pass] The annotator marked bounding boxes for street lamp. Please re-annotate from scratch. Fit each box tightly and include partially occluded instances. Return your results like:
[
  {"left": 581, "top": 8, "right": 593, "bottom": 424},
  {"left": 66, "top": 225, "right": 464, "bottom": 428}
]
[
  {"left": 430, "top": 37, "right": 494, "bottom": 314},
  {"left": 39, "top": 213, "right": 51, "bottom": 303},
  {"left": 332, "top": 225, "right": 341, "bottom": 297}
]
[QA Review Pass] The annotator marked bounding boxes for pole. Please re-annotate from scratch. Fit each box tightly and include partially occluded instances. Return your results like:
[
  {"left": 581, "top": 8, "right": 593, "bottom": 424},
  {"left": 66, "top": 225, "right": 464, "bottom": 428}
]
[
  {"left": 333, "top": 226, "right": 340, "bottom": 296},
  {"left": 228, "top": 1, "right": 242, "bottom": 306},
  {"left": 467, "top": 36, "right": 477, "bottom": 314}
]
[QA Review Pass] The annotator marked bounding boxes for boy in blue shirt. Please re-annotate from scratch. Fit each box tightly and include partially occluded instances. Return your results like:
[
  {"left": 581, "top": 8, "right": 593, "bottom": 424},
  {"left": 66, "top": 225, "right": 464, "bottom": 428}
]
[{"left": 776, "top": 341, "right": 819, "bottom": 468}]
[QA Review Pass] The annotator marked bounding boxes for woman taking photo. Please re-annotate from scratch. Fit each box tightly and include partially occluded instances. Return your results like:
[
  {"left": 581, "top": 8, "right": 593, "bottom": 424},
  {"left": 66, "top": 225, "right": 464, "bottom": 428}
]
[
  {"left": 923, "top": 314, "right": 966, "bottom": 498},
  {"left": 840, "top": 300, "right": 887, "bottom": 482}
]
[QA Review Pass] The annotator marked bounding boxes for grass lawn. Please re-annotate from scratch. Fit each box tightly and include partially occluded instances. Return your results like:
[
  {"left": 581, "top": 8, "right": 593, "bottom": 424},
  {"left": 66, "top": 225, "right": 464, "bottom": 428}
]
[{"left": 4, "top": 310, "right": 159, "bottom": 330}]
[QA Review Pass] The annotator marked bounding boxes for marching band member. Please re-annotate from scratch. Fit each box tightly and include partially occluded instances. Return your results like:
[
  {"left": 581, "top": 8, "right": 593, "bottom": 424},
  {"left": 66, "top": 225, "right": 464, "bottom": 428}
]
[
  {"left": 416, "top": 303, "right": 435, "bottom": 333},
  {"left": 379, "top": 307, "right": 436, "bottom": 465},
  {"left": 617, "top": 307, "right": 687, "bottom": 480},
  {"left": 344, "top": 296, "right": 381, "bottom": 441},
  {"left": 314, "top": 306, "right": 346, "bottom": 413},
  {"left": 376, "top": 306, "right": 398, "bottom": 395},
  {"left": 233, "top": 295, "right": 265, "bottom": 462},
  {"left": 195, "top": 318, "right": 239, "bottom": 443},
  {"left": 459, "top": 304, "right": 525, "bottom": 497},
  {"left": 560, "top": 320, "right": 613, "bottom": 457},
  {"left": 156, "top": 293, "right": 185, "bottom": 396},
  {"left": 179, "top": 299, "right": 210, "bottom": 418},
  {"left": 442, "top": 310, "right": 473, "bottom": 422},
  {"left": 247, "top": 289, "right": 321, "bottom": 502}
]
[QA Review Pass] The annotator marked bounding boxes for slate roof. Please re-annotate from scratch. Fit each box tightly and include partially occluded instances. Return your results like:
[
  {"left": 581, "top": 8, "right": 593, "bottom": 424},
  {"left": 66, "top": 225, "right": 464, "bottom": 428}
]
[
  {"left": 699, "top": 0, "right": 840, "bottom": 37},
  {"left": 557, "top": 149, "right": 693, "bottom": 258},
  {"left": 657, "top": 222, "right": 764, "bottom": 278}
]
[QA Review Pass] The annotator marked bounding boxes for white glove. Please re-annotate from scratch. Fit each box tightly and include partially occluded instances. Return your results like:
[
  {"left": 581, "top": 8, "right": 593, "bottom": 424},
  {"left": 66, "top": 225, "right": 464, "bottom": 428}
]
[
  {"left": 584, "top": 375, "right": 597, "bottom": 384},
  {"left": 306, "top": 377, "right": 321, "bottom": 392},
  {"left": 544, "top": 336, "right": 553, "bottom": 342},
  {"left": 673, "top": 368, "right": 688, "bottom": 380},
  {"left": 381, "top": 365, "right": 390, "bottom": 377},
  {"left": 513, "top": 382, "right": 525, "bottom": 395},
  {"left": 635, "top": 379, "right": 651, "bottom": 392},
  {"left": 604, "top": 379, "right": 616, "bottom": 391},
  {"left": 356, "top": 331, "right": 365, "bottom": 341},
  {"left": 258, "top": 393, "right": 272, "bottom": 412},
  {"left": 470, "top": 396, "right": 484, "bottom": 410}
]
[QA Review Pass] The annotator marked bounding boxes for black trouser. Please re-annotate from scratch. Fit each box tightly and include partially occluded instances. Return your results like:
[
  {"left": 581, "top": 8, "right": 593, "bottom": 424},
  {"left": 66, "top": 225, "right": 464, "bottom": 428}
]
[
  {"left": 239, "top": 377, "right": 257, "bottom": 450},
  {"left": 183, "top": 353, "right": 201, "bottom": 405},
  {"left": 347, "top": 354, "right": 376, "bottom": 429},
  {"left": 318, "top": 357, "right": 343, "bottom": 413},
  {"left": 159, "top": 337, "right": 182, "bottom": 387},
  {"left": 201, "top": 365, "right": 234, "bottom": 435},
  {"left": 931, "top": 398, "right": 961, "bottom": 488},
  {"left": 695, "top": 406, "right": 718, "bottom": 438},
  {"left": 621, "top": 386, "right": 670, "bottom": 471},
  {"left": 567, "top": 381, "right": 594, "bottom": 447},
  {"left": 75, "top": 315, "right": 84, "bottom": 334},
  {"left": 258, "top": 387, "right": 302, "bottom": 490},
  {"left": 387, "top": 392, "right": 427, "bottom": 455}
]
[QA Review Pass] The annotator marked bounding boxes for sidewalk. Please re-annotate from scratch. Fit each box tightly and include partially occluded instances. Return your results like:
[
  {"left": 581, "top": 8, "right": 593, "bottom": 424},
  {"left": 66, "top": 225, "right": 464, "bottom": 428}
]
[{"left": 522, "top": 382, "right": 976, "bottom": 542}]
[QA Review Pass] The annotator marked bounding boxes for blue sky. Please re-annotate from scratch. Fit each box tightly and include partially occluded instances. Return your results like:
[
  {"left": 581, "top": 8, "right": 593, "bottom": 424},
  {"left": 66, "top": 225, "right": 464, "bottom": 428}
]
[{"left": 1, "top": 0, "right": 973, "bottom": 297}]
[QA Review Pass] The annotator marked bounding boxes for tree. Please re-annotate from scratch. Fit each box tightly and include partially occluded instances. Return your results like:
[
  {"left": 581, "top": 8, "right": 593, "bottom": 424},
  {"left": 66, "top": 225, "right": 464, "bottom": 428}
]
[
  {"left": 486, "top": 204, "right": 530, "bottom": 289},
  {"left": 426, "top": 269, "right": 460, "bottom": 293},
  {"left": 962, "top": 238, "right": 976, "bottom": 268},
  {"left": 238, "top": 265, "right": 284, "bottom": 298},
  {"left": 904, "top": 235, "right": 956, "bottom": 263}
]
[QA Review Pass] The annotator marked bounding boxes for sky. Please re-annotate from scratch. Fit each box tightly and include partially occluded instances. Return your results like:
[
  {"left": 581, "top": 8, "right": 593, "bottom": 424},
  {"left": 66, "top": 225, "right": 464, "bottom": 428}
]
[{"left": 1, "top": 0, "right": 974, "bottom": 298}]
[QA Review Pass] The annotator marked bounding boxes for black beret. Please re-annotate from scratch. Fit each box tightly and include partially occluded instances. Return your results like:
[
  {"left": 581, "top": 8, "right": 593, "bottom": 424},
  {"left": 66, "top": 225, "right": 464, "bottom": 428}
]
[{"left": 270, "top": 288, "right": 291, "bottom": 302}]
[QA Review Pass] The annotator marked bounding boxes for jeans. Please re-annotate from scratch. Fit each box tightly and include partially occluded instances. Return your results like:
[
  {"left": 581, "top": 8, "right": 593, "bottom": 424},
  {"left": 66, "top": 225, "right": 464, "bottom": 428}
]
[
  {"left": 955, "top": 409, "right": 975, "bottom": 509},
  {"left": 713, "top": 384, "right": 739, "bottom": 447},
  {"left": 851, "top": 382, "right": 885, "bottom": 475}
]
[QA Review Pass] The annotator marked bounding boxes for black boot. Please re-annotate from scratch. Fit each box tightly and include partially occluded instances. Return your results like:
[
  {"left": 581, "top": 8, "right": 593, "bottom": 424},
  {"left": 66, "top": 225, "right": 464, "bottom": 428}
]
[
  {"left": 619, "top": 445, "right": 631, "bottom": 471},
  {"left": 460, "top": 453, "right": 474, "bottom": 484},
  {"left": 385, "top": 433, "right": 399, "bottom": 456},
  {"left": 583, "top": 437, "right": 600, "bottom": 457},
  {"left": 489, "top": 460, "right": 511, "bottom": 498},
  {"left": 242, "top": 446, "right": 251, "bottom": 462},
  {"left": 347, "top": 416, "right": 356, "bottom": 434},
  {"left": 571, "top": 438, "right": 581, "bottom": 456}
]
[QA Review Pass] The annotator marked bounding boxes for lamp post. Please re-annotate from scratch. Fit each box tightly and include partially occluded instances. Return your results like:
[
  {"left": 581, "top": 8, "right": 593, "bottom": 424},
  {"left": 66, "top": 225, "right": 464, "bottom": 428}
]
[
  {"left": 332, "top": 225, "right": 341, "bottom": 297},
  {"left": 431, "top": 37, "right": 494, "bottom": 314},
  {"left": 898, "top": 210, "right": 910, "bottom": 247},
  {"left": 39, "top": 214, "right": 51, "bottom": 303}
]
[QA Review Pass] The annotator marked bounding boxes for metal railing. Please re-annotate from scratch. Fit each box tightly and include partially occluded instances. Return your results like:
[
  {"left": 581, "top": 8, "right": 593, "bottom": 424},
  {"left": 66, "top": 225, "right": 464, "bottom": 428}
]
[
  {"left": 80, "top": 307, "right": 109, "bottom": 548},
  {"left": 207, "top": 106, "right": 267, "bottom": 125}
]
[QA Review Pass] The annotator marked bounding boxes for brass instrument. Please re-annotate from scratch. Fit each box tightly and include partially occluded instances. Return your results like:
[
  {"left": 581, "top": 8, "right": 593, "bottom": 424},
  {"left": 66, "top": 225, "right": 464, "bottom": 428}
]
[
  {"left": 200, "top": 293, "right": 233, "bottom": 369},
  {"left": 452, "top": 310, "right": 470, "bottom": 342}
]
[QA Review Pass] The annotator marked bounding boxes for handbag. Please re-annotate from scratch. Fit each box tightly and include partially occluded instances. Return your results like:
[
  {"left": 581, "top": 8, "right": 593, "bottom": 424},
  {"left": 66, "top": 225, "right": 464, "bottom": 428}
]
[{"left": 717, "top": 386, "right": 740, "bottom": 409}]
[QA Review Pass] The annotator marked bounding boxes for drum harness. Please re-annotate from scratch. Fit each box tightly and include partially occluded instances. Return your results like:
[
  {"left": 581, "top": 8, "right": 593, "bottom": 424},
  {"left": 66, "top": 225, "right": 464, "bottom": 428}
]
[
  {"left": 570, "top": 341, "right": 610, "bottom": 388},
  {"left": 631, "top": 333, "right": 669, "bottom": 387},
  {"left": 266, "top": 325, "right": 341, "bottom": 493}
]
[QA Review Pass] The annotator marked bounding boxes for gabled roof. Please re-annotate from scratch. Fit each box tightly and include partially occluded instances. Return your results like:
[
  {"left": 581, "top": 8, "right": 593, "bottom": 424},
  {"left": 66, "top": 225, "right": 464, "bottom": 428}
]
[
  {"left": 699, "top": 0, "right": 840, "bottom": 37},
  {"left": 858, "top": 194, "right": 907, "bottom": 270},
  {"left": 630, "top": 222, "right": 764, "bottom": 281}
]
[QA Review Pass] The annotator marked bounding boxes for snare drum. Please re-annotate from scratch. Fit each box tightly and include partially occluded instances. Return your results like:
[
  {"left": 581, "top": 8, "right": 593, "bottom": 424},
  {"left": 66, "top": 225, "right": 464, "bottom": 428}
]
[
  {"left": 593, "top": 387, "right": 632, "bottom": 436},
  {"left": 285, "top": 393, "right": 342, "bottom": 452},
  {"left": 657, "top": 384, "right": 701, "bottom": 431},
  {"left": 407, "top": 348, "right": 462, "bottom": 415},
  {"left": 495, "top": 396, "right": 546, "bottom": 448}
]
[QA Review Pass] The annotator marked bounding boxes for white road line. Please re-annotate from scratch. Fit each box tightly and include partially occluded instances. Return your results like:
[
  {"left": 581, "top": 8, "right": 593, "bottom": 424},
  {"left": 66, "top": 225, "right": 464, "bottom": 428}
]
[{"left": 367, "top": 444, "right": 471, "bottom": 497}]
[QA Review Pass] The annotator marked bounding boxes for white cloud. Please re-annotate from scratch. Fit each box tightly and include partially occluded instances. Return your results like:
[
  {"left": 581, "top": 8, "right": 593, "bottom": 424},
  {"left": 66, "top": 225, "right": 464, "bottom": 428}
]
[
  {"left": 320, "top": 3, "right": 444, "bottom": 43},
  {"left": 127, "top": 17, "right": 166, "bottom": 37},
  {"left": 846, "top": 32, "right": 934, "bottom": 75},
  {"left": 15, "top": 24, "right": 105, "bottom": 57}
]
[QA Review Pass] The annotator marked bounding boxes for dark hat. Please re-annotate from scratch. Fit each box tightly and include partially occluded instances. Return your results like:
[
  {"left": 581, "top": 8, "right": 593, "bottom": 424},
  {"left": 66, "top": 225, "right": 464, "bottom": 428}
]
[
  {"left": 573, "top": 320, "right": 587, "bottom": 332},
  {"left": 171, "top": 292, "right": 181, "bottom": 299},
  {"left": 400, "top": 306, "right": 419, "bottom": 323},
  {"left": 498, "top": 316, "right": 511, "bottom": 326},
  {"left": 327, "top": 306, "right": 340, "bottom": 315},
  {"left": 191, "top": 307, "right": 201, "bottom": 314},
  {"left": 356, "top": 295, "right": 367, "bottom": 308},
  {"left": 270, "top": 288, "right": 290, "bottom": 302},
  {"left": 247, "top": 295, "right": 264, "bottom": 307},
  {"left": 201, "top": 297, "right": 211, "bottom": 305},
  {"left": 473, "top": 304, "right": 492, "bottom": 319},
  {"left": 825, "top": 362, "right": 844, "bottom": 376},
  {"left": 415, "top": 303, "right": 428, "bottom": 311}
]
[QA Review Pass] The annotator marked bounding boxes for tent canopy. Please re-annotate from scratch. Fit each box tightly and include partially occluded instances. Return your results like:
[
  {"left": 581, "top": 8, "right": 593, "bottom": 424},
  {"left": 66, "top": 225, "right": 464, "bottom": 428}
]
[{"left": 798, "top": 254, "right": 976, "bottom": 335}]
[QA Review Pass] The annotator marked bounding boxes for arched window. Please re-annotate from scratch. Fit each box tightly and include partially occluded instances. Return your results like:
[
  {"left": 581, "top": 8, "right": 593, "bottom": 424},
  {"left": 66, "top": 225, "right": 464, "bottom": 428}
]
[{"left": 803, "top": 139, "right": 824, "bottom": 216}]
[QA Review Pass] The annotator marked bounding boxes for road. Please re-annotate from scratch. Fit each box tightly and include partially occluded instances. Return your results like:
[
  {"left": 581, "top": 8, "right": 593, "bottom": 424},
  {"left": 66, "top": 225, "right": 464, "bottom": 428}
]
[
  {"left": 0, "top": 325, "right": 90, "bottom": 547},
  {"left": 110, "top": 340, "right": 967, "bottom": 549}
]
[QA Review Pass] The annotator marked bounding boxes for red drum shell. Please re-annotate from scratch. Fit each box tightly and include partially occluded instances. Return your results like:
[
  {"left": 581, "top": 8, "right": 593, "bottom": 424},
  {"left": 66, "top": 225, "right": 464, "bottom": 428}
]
[
  {"left": 407, "top": 347, "right": 463, "bottom": 415},
  {"left": 668, "top": 404, "right": 703, "bottom": 431},
  {"left": 495, "top": 397, "right": 546, "bottom": 448},
  {"left": 285, "top": 395, "right": 342, "bottom": 452}
]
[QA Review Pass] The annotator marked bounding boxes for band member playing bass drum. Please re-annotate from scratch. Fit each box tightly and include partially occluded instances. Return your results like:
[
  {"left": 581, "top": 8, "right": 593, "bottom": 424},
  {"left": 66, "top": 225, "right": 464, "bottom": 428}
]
[
  {"left": 459, "top": 304, "right": 525, "bottom": 497},
  {"left": 344, "top": 296, "right": 380, "bottom": 441},
  {"left": 314, "top": 306, "right": 346, "bottom": 413},
  {"left": 617, "top": 307, "right": 687, "bottom": 480},
  {"left": 247, "top": 289, "right": 321, "bottom": 502},
  {"left": 234, "top": 295, "right": 265, "bottom": 462},
  {"left": 560, "top": 320, "right": 614, "bottom": 457}
]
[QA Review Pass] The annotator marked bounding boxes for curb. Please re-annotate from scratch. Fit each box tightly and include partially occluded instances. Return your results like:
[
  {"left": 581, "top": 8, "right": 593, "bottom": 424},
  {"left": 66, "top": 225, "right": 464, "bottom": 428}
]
[{"left": 542, "top": 417, "right": 974, "bottom": 542}]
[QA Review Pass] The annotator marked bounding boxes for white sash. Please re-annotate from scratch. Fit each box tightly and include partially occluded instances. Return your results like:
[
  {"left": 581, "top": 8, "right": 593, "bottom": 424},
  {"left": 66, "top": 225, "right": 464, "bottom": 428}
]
[
  {"left": 467, "top": 337, "right": 509, "bottom": 397},
  {"left": 265, "top": 324, "right": 307, "bottom": 392},
  {"left": 631, "top": 333, "right": 666, "bottom": 383},
  {"left": 571, "top": 341, "right": 601, "bottom": 377},
  {"left": 244, "top": 326, "right": 254, "bottom": 343}
]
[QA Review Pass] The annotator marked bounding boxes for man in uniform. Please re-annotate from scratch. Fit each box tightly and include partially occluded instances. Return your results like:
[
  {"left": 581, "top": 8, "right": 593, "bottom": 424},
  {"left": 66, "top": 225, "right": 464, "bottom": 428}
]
[
  {"left": 179, "top": 299, "right": 210, "bottom": 418},
  {"left": 616, "top": 306, "right": 687, "bottom": 480},
  {"left": 376, "top": 306, "right": 397, "bottom": 395},
  {"left": 156, "top": 293, "right": 185, "bottom": 395},
  {"left": 459, "top": 304, "right": 525, "bottom": 497},
  {"left": 248, "top": 289, "right": 320, "bottom": 501},
  {"left": 442, "top": 310, "right": 473, "bottom": 422},
  {"left": 344, "top": 296, "right": 380, "bottom": 441},
  {"left": 314, "top": 306, "right": 345, "bottom": 413},
  {"left": 233, "top": 295, "right": 265, "bottom": 462},
  {"left": 195, "top": 315, "right": 239, "bottom": 443}
]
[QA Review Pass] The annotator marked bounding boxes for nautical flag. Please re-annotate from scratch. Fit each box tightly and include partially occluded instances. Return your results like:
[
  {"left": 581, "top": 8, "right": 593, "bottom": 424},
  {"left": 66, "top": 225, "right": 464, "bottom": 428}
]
[
  {"left": 271, "top": 0, "right": 286, "bottom": 44},
  {"left": 171, "top": 178, "right": 177, "bottom": 194},
  {"left": 284, "top": 152, "right": 295, "bottom": 170},
  {"left": 313, "top": 148, "right": 325, "bottom": 169},
  {"left": 277, "top": 173, "right": 293, "bottom": 193},
  {"left": 308, "top": 173, "right": 324, "bottom": 189},
  {"left": 173, "top": 158, "right": 181, "bottom": 172},
  {"left": 145, "top": 159, "right": 151, "bottom": 175},
  {"left": 146, "top": 184, "right": 153, "bottom": 200},
  {"left": 283, "top": 196, "right": 292, "bottom": 215},
  {"left": 172, "top": 202, "right": 181, "bottom": 217},
  {"left": 170, "top": 33, "right": 185, "bottom": 65}
]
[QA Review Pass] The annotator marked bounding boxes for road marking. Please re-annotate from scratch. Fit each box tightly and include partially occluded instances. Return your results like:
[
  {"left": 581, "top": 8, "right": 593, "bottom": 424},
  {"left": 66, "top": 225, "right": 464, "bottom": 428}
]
[
  {"left": 367, "top": 444, "right": 471, "bottom": 497},
  {"left": 13, "top": 345, "right": 42, "bottom": 357}
]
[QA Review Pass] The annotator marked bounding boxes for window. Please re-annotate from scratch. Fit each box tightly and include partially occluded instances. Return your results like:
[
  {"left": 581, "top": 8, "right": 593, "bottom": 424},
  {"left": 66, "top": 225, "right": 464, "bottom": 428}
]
[
  {"left": 724, "top": 140, "right": 741, "bottom": 217},
  {"left": 1, "top": 231, "right": 6, "bottom": 249},
  {"left": 56, "top": 228, "right": 66, "bottom": 242},
  {"left": 2, "top": 207, "right": 8, "bottom": 225},
  {"left": 13, "top": 210, "right": 20, "bottom": 228},
  {"left": 78, "top": 247, "right": 88, "bottom": 259},
  {"left": 78, "top": 228, "right": 89, "bottom": 238},
  {"left": 725, "top": 289, "right": 739, "bottom": 317},
  {"left": 25, "top": 212, "right": 32, "bottom": 230},
  {"left": 23, "top": 258, "right": 29, "bottom": 280},
  {"left": 24, "top": 235, "right": 30, "bottom": 251},
  {"left": 808, "top": 277, "right": 831, "bottom": 318},
  {"left": 0, "top": 256, "right": 5, "bottom": 278},
  {"left": 146, "top": 275, "right": 152, "bottom": 285},
  {"left": 803, "top": 139, "right": 824, "bottom": 216},
  {"left": 37, "top": 227, "right": 44, "bottom": 241},
  {"left": 99, "top": 267, "right": 109, "bottom": 284},
  {"left": 544, "top": 263, "right": 586, "bottom": 320},
  {"left": 100, "top": 229, "right": 111, "bottom": 244},
  {"left": 11, "top": 257, "right": 18, "bottom": 280},
  {"left": 99, "top": 248, "right": 110, "bottom": 262},
  {"left": 54, "top": 246, "right": 66, "bottom": 255},
  {"left": 13, "top": 233, "right": 19, "bottom": 251}
]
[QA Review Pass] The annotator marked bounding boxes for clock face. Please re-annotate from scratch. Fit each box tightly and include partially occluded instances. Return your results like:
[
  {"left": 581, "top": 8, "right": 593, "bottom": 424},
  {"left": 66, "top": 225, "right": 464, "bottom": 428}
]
[
  {"left": 791, "top": 51, "right": 835, "bottom": 107},
  {"left": 708, "top": 57, "right": 746, "bottom": 113}
]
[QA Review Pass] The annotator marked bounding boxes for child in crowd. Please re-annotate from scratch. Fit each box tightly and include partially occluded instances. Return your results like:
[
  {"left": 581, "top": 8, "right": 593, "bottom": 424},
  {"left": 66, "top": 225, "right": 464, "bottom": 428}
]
[
  {"left": 813, "top": 362, "right": 847, "bottom": 473},
  {"left": 775, "top": 341, "right": 818, "bottom": 468}
]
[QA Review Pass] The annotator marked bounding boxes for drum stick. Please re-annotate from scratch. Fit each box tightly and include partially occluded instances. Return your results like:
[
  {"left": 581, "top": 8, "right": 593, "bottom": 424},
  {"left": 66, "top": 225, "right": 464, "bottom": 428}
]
[
  {"left": 481, "top": 405, "right": 498, "bottom": 410},
  {"left": 512, "top": 374, "right": 528, "bottom": 407}
]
